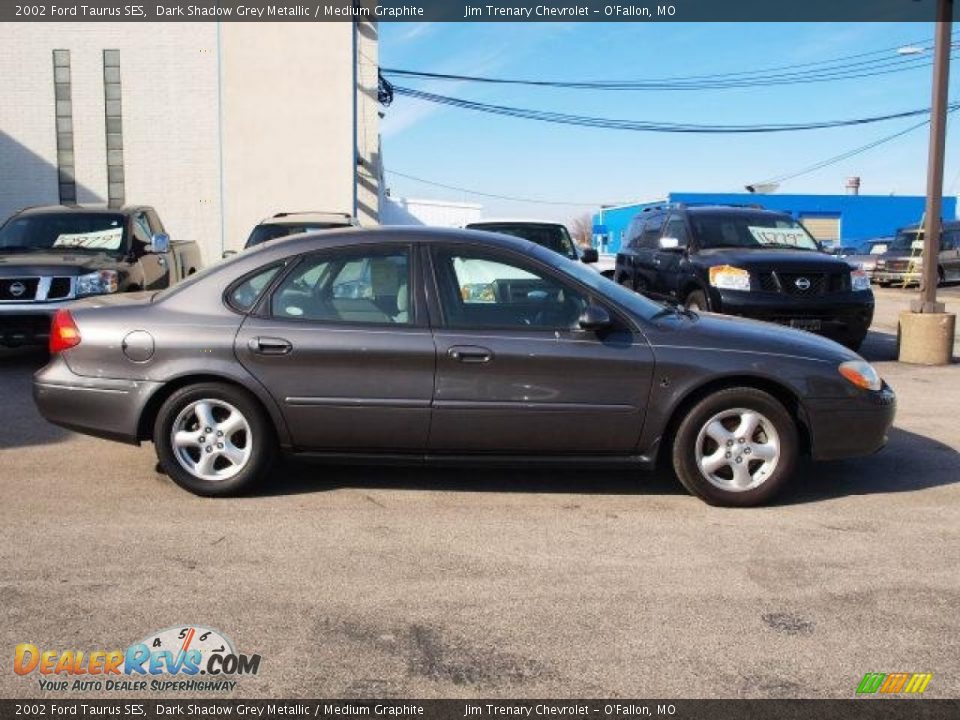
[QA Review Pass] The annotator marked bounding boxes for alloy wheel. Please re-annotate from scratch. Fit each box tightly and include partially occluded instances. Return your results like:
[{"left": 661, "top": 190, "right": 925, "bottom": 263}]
[
  {"left": 170, "top": 399, "right": 252, "bottom": 481},
  {"left": 693, "top": 407, "right": 780, "bottom": 492}
]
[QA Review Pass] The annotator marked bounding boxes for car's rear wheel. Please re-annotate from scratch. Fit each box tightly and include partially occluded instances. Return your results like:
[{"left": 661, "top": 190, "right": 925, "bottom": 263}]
[
  {"left": 671, "top": 387, "right": 798, "bottom": 507},
  {"left": 153, "top": 382, "right": 276, "bottom": 496}
]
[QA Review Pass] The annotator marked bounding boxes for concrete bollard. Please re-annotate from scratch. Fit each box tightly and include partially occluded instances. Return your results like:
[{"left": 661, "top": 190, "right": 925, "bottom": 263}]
[{"left": 898, "top": 311, "right": 956, "bottom": 365}]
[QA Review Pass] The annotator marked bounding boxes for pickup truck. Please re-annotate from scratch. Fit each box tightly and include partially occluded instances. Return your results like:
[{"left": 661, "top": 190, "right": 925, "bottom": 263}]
[{"left": 0, "top": 204, "right": 202, "bottom": 347}]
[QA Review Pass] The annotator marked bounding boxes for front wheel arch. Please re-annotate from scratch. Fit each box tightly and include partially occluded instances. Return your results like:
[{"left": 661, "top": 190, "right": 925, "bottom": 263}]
[{"left": 657, "top": 375, "right": 811, "bottom": 468}]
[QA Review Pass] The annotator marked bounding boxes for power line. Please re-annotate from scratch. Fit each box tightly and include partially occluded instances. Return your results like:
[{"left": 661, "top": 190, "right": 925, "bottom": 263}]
[
  {"left": 392, "top": 85, "right": 957, "bottom": 134},
  {"left": 758, "top": 114, "right": 955, "bottom": 185},
  {"left": 386, "top": 170, "right": 620, "bottom": 207},
  {"left": 383, "top": 34, "right": 958, "bottom": 92}
]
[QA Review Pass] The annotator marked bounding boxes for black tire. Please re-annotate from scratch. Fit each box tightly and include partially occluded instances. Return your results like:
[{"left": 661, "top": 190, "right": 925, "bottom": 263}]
[
  {"left": 684, "top": 289, "right": 708, "bottom": 311},
  {"left": 671, "top": 387, "right": 798, "bottom": 507},
  {"left": 843, "top": 333, "right": 867, "bottom": 352},
  {"left": 153, "top": 382, "right": 276, "bottom": 497}
]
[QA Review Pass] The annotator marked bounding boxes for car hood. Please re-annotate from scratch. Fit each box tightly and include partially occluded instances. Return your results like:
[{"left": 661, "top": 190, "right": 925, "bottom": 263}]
[
  {"left": 694, "top": 248, "right": 849, "bottom": 272},
  {"left": 657, "top": 309, "right": 860, "bottom": 364},
  {"left": 0, "top": 251, "right": 120, "bottom": 277}
]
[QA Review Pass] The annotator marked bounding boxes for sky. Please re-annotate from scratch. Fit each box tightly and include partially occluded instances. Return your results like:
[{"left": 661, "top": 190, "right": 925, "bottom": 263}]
[{"left": 379, "top": 21, "right": 960, "bottom": 225}]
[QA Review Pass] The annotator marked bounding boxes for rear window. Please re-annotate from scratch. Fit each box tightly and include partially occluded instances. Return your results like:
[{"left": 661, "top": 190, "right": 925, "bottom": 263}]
[
  {"left": 245, "top": 222, "right": 349, "bottom": 248},
  {"left": 468, "top": 222, "right": 578, "bottom": 260}
]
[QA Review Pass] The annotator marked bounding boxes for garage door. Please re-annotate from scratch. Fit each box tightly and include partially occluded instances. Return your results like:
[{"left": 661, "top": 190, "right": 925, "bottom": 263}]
[{"left": 800, "top": 215, "right": 840, "bottom": 243}]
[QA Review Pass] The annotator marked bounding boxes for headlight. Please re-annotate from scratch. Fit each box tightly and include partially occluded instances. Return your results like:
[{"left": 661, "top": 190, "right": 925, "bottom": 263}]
[
  {"left": 839, "top": 360, "right": 882, "bottom": 391},
  {"left": 851, "top": 269, "right": 871, "bottom": 292},
  {"left": 709, "top": 265, "right": 751, "bottom": 291},
  {"left": 76, "top": 270, "right": 119, "bottom": 297}
]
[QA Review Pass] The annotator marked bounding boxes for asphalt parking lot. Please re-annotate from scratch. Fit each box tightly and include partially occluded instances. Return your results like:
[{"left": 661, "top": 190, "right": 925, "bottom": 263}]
[{"left": 1, "top": 286, "right": 958, "bottom": 700}]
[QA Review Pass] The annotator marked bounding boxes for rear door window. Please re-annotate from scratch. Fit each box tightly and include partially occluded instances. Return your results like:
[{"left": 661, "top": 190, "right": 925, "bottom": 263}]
[{"left": 269, "top": 248, "right": 412, "bottom": 325}]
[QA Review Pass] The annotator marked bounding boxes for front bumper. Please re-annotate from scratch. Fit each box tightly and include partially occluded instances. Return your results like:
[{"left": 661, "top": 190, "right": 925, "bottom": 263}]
[
  {"left": 33, "top": 354, "right": 161, "bottom": 445},
  {"left": 0, "top": 301, "right": 74, "bottom": 347},
  {"left": 803, "top": 383, "right": 896, "bottom": 461},
  {"left": 710, "top": 288, "right": 875, "bottom": 345},
  {"left": 873, "top": 270, "right": 920, "bottom": 285}
]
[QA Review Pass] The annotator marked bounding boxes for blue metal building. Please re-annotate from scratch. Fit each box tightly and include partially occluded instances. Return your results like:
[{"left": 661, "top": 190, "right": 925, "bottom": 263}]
[{"left": 592, "top": 192, "right": 957, "bottom": 254}]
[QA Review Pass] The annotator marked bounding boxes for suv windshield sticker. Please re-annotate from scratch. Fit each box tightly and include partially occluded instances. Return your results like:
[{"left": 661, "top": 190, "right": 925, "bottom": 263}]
[
  {"left": 747, "top": 226, "right": 812, "bottom": 248},
  {"left": 53, "top": 228, "right": 124, "bottom": 251}
]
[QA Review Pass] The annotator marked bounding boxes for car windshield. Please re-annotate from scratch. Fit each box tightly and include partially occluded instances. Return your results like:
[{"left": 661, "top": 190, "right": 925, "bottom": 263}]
[
  {"left": 469, "top": 223, "right": 579, "bottom": 260},
  {"left": 890, "top": 230, "right": 924, "bottom": 253},
  {"left": 0, "top": 212, "right": 126, "bottom": 253},
  {"left": 246, "top": 222, "right": 347, "bottom": 248},
  {"left": 690, "top": 212, "right": 820, "bottom": 251}
]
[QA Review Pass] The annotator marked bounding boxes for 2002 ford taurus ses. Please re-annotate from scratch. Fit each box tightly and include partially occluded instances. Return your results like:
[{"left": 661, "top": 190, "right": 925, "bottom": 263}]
[{"left": 33, "top": 227, "right": 896, "bottom": 506}]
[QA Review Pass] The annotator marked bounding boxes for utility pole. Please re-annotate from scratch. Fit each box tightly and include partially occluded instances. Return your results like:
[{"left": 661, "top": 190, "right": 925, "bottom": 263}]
[
  {"left": 916, "top": 0, "right": 952, "bottom": 314},
  {"left": 899, "top": 0, "right": 957, "bottom": 365}
]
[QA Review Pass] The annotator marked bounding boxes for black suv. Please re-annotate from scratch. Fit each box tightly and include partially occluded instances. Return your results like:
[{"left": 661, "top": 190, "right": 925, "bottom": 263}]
[{"left": 614, "top": 205, "right": 875, "bottom": 349}]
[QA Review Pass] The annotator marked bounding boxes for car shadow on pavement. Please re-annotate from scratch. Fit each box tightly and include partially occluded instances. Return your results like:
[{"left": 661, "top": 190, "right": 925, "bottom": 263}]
[
  {"left": 775, "top": 426, "right": 959, "bottom": 505},
  {"left": 253, "top": 425, "right": 957, "bottom": 504},
  {"left": 858, "top": 329, "right": 898, "bottom": 362},
  {"left": 0, "top": 347, "right": 71, "bottom": 450},
  {"left": 253, "top": 461, "right": 686, "bottom": 499}
]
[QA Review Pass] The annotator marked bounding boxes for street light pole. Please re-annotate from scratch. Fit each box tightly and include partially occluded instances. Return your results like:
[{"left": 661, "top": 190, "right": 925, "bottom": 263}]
[{"left": 915, "top": 0, "right": 953, "bottom": 314}]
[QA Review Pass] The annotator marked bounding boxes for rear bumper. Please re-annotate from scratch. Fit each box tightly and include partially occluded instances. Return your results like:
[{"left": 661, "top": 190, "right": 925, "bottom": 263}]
[
  {"left": 33, "top": 355, "right": 161, "bottom": 445},
  {"left": 803, "top": 383, "right": 896, "bottom": 461},
  {"left": 0, "top": 303, "right": 71, "bottom": 347},
  {"left": 711, "top": 289, "right": 874, "bottom": 345}
]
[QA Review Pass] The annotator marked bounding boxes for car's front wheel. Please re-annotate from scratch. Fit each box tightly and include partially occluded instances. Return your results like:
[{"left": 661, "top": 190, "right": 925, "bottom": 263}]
[
  {"left": 684, "top": 290, "right": 708, "bottom": 311},
  {"left": 671, "top": 387, "right": 798, "bottom": 507},
  {"left": 153, "top": 382, "right": 276, "bottom": 496}
]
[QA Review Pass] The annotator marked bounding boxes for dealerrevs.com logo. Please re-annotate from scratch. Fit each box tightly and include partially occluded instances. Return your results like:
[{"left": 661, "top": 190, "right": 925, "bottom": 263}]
[{"left": 14, "top": 625, "right": 261, "bottom": 693}]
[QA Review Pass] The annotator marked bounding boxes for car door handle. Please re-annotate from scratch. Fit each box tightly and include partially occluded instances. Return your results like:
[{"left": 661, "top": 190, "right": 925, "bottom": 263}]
[
  {"left": 447, "top": 345, "right": 493, "bottom": 364},
  {"left": 249, "top": 337, "right": 292, "bottom": 355}
]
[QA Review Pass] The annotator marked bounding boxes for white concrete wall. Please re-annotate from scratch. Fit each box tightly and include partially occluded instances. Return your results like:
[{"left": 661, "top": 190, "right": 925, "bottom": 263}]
[
  {"left": 0, "top": 22, "right": 373, "bottom": 263},
  {"left": 382, "top": 197, "right": 483, "bottom": 227},
  {"left": 0, "top": 23, "right": 221, "bottom": 261},
  {"left": 219, "top": 22, "right": 358, "bottom": 251}
]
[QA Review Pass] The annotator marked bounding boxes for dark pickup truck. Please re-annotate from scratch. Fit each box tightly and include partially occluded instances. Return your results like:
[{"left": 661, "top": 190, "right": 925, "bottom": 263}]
[
  {"left": 0, "top": 204, "right": 202, "bottom": 347},
  {"left": 614, "top": 204, "right": 875, "bottom": 350}
]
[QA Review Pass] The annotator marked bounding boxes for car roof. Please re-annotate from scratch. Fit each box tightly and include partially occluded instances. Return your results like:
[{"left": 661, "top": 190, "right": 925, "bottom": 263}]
[
  {"left": 684, "top": 205, "right": 791, "bottom": 218},
  {"left": 15, "top": 204, "right": 142, "bottom": 217},
  {"left": 466, "top": 218, "right": 568, "bottom": 227},
  {"left": 239, "top": 225, "right": 554, "bottom": 262},
  {"left": 258, "top": 211, "right": 356, "bottom": 226}
]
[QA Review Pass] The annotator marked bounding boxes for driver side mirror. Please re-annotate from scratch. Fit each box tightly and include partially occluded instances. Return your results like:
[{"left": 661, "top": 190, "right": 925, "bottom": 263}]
[
  {"left": 147, "top": 232, "right": 170, "bottom": 254},
  {"left": 578, "top": 304, "right": 612, "bottom": 332},
  {"left": 658, "top": 237, "right": 684, "bottom": 251},
  {"left": 581, "top": 248, "right": 599, "bottom": 264}
]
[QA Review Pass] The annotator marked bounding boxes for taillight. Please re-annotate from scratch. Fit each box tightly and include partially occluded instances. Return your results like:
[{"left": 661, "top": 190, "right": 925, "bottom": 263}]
[{"left": 50, "top": 309, "right": 81, "bottom": 353}]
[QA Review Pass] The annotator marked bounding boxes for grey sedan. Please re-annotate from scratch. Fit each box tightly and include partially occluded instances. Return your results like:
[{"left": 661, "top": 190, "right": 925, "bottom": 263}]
[{"left": 33, "top": 227, "right": 896, "bottom": 506}]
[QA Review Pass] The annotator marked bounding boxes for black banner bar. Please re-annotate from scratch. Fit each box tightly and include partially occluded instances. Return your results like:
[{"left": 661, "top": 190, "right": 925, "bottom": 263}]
[
  {"left": 1, "top": 700, "right": 959, "bottom": 720},
  {"left": 3, "top": 0, "right": 960, "bottom": 23}
]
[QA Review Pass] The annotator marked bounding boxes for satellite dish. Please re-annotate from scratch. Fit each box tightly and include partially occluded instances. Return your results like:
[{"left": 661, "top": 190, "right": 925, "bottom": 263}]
[{"left": 745, "top": 183, "right": 780, "bottom": 194}]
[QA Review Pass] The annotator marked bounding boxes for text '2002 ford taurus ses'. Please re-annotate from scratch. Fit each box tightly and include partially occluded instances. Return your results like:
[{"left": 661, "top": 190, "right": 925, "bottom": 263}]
[{"left": 33, "top": 227, "right": 896, "bottom": 507}]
